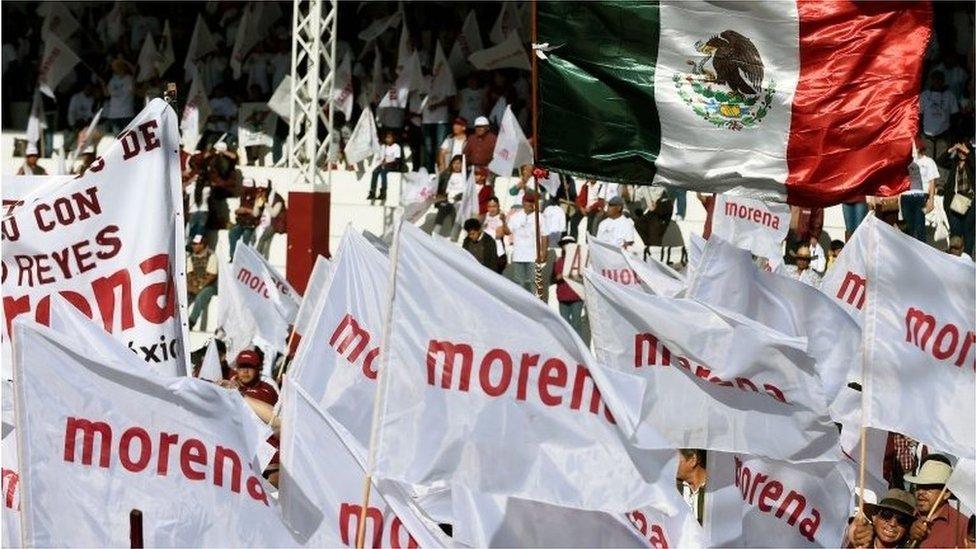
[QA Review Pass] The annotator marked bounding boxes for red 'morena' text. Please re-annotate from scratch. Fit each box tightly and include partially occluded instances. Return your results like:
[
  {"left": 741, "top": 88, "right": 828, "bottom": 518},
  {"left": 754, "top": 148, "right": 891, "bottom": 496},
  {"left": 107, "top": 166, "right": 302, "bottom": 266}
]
[{"left": 734, "top": 456, "right": 821, "bottom": 542}]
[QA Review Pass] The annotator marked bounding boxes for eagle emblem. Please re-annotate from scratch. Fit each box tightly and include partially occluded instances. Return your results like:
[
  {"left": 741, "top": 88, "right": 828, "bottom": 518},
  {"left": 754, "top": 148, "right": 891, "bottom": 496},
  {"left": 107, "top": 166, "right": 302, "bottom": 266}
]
[{"left": 674, "top": 30, "right": 775, "bottom": 130}]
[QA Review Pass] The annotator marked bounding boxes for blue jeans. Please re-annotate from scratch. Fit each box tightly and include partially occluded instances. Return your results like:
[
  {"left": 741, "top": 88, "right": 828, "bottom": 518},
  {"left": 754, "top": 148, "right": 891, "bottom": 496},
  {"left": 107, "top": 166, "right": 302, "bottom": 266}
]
[
  {"left": 186, "top": 211, "right": 208, "bottom": 240},
  {"left": 947, "top": 201, "right": 975, "bottom": 257},
  {"left": 228, "top": 225, "right": 255, "bottom": 259},
  {"left": 189, "top": 285, "right": 217, "bottom": 328},
  {"left": 899, "top": 193, "right": 927, "bottom": 242},
  {"left": 510, "top": 261, "right": 535, "bottom": 293},
  {"left": 666, "top": 186, "right": 687, "bottom": 217},
  {"left": 842, "top": 202, "right": 868, "bottom": 237},
  {"left": 422, "top": 123, "right": 449, "bottom": 173},
  {"left": 559, "top": 300, "right": 585, "bottom": 339},
  {"left": 370, "top": 167, "right": 391, "bottom": 197}
]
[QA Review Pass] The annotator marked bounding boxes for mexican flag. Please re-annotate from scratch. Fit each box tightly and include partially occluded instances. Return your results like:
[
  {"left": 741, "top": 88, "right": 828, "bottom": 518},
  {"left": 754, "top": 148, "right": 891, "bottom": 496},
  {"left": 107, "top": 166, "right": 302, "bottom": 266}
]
[{"left": 538, "top": 1, "right": 930, "bottom": 207}]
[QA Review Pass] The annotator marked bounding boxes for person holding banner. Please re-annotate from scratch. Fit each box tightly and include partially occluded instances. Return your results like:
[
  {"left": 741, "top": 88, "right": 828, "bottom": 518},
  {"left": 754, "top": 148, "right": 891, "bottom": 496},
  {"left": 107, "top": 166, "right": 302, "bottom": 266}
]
[
  {"left": 848, "top": 489, "right": 917, "bottom": 548},
  {"left": 905, "top": 459, "right": 969, "bottom": 548}
]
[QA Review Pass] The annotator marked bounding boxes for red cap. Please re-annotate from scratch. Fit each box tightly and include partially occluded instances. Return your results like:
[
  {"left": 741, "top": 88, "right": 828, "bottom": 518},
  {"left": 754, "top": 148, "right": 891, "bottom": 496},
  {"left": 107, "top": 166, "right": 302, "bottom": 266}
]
[
  {"left": 235, "top": 350, "right": 262, "bottom": 369},
  {"left": 522, "top": 191, "right": 539, "bottom": 203},
  {"left": 453, "top": 117, "right": 468, "bottom": 127}
]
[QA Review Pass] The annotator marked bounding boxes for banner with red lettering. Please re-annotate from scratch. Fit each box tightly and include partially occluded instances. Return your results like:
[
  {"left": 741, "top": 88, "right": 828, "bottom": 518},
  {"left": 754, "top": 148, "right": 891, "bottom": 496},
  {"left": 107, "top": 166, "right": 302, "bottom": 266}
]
[
  {"left": 11, "top": 320, "right": 296, "bottom": 546},
  {"left": 819, "top": 215, "right": 871, "bottom": 325},
  {"left": 372, "top": 222, "right": 685, "bottom": 515},
  {"left": 292, "top": 255, "right": 333, "bottom": 340},
  {"left": 589, "top": 238, "right": 686, "bottom": 297},
  {"left": 710, "top": 194, "right": 789, "bottom": 268},
  {"left": 451, "top": 486, "right": 707, "bottom": 548},
  {"left": 585, "top": 271, "right": 841, "bottom": 463},
  {"left": 289, "top": 229, "right": 389, "bottom": 449},
  {"left": 2, "top": 99, "right": 189, "bottom": 378},
  {"left": 218, "top": 243, "right": 300, "bottom": 361},
  {"left": 688, "top": 236, "right": 860, "bottom": 413},
  {"left": 705, "top": 453, "right": 852, "bottom": 548},
  {"left": 277, "top": 379, "right": 446, "bottom": 547},
  {"left": 1, "top": 381, "right": 20, "bottom": 548},
  {"left": 862, "top": 218, "right": 976, "bottom": 459}
]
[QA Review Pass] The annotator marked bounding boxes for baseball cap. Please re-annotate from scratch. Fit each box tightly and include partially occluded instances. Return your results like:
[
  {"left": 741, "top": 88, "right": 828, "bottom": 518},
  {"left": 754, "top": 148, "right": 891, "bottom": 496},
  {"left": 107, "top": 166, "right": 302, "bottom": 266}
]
[
  {"left": 235, "top": 350, "right": 262, "bottom": 369},
  {"left": 608, "top": 195, "right": 624, "bottom": 207},
  {"left": 25, "top": 143, "right": 38, "bottom": 156},
  {"left": 191, "top": 234, "right": 204, "bottom": 245},
  {"left": 474, "top": 116, "right": 490, "bottom": 127}
]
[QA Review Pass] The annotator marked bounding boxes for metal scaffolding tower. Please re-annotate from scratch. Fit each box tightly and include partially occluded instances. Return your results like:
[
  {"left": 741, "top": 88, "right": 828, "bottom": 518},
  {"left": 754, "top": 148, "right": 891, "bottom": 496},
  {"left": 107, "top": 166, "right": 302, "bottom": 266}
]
[{"left": 285, "top": 0, "right": 338, "bottom": 188}]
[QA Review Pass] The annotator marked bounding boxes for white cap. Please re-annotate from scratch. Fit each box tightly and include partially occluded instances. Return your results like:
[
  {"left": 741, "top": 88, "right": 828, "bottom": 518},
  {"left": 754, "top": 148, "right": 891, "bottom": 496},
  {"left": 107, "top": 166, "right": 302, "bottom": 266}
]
[
  {"left": 214, "top": 141, "right": 228, "bottom": 153},
  {"left": 191, "top": 234, "right": 204, "bottom": 245},
  {"left": 243, "top": 177, "right": 255, "bottom": 188},
  {"left": 25, "top": 143, "right": 39, "bottom": 156},
  {"left": 474, "top": 116, "right": 490, "bottom": 127}
]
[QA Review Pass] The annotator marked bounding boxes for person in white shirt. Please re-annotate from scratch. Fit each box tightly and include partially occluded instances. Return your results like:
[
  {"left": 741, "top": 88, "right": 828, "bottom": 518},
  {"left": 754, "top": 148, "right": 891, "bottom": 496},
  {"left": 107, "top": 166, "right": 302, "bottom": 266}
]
[
  {"left": 368, "top": 131, "right": 402, "bottom": 201},
  {"left": 783, "top": 245, "right": 822, "bottom": 287},
  {"left": 438, "top": 117, "right": 468, "bottom": 172},
  {"left": 105, "top": 59, "right": 134, "bottom": 133},
  {"left": 596, "top": 196, "right": 636, "bottom": 249},
  {"left": 207, "top": 84, "right": 238, "bottom": 136},
  {"left": 903, "top": 137, "right": 940, "bottom": 242},
  {"left": 456, "top": 75, "right": 486, "bottom": 130},
  {"left": 504, "top": 191, "right": 543, "bottom": 293},
  {"left": 920, "top": 71, "right": 959, "bottom": 158},
  {"left": 67, "top": 84, "right": 97, "bottom": 129},
  {"left": 422, "top": 88, "right": 453, "bottom": 173}
]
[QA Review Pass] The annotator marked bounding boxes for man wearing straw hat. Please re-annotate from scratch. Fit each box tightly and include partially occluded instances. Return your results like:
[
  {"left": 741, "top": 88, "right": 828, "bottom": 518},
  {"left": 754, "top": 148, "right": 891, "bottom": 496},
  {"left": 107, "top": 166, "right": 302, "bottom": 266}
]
[{"left": 905, "top": 458, "right": 969, "bottom": 548}]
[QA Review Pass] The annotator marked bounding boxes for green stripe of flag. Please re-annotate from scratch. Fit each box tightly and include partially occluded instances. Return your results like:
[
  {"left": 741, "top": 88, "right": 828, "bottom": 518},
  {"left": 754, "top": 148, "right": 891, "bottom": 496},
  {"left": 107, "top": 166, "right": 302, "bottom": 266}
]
[{"left": 538, "top": 1, "right": 661, "bottom": 184}]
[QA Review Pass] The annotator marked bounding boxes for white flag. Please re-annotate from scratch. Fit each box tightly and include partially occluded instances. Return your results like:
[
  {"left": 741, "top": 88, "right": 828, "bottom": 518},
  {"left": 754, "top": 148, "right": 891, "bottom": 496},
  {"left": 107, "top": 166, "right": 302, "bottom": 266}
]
[
  {"left": 399, "top": 168, "right": 437, "bottom": 207},
  {"left": 358, "top": 10, "right": 402, "bottom": 43},
  {"left": 427, "top": 40, "right": 456, "bottom": 105},
  {"left": 862, "top": 217, "right": 976, "bottom": 459},
  {"left": 218, "top": 244, "right": 300, "bottom": 360},
  {"left": 293, "top": 255, "right": 333, "bottom": 339},
  {"left": 489, "top": 2, "right": 519, "bottom": 45},
  {"left": 448, "top": 10, "right": 484, "bottom": 78},
  {"left": 589, "top": 238, "right": 649, "bottom": 289},
  {"left": 38, "top": 31, "right": 81, "bottom": 98},
  {"left": 11, "top": 321, "right": 296, "bottom": 546},
  {"left": 624, "top": 252, "right": 687, "bottom": 297},
  {"left": 231, "top": 2, "right": 283, "bottom": 79},
  {"left": 947, "top": 458, "right": 976, "bottom": 514},
  {"left": 3, "top": 99, "right": 190, "bottom": 378},
  {"left": 455, "top": 168, "right": 479, "bottom": 226},
  {"left": 379, "top": 51, "right": 422, "bottom": 109},
  {"left": 184, "top": 15, "right": 217, "bottom": 82},
  {"left": 1, "top": 382, "right": 20, "bottom": 549},
  {"left": 26, "top": 88, "right": 45, "bottom": 146},
  {"left": 156, "top": 20, "right": 175, "bottom": 75},
  {"left": 344, "top": 107, "right": 381, "bottom": 165},
  {"left": 278, "top": 379, "right": 446, "bottom": 547},
  {"left": 687, "top": 232, "right": 705, "bottom": 277},
  {"left": 180, "top": 71, "right": 211, "bottom": 151},
  {"left": 469, "top": 32, "right": 530, "bottom": 72},
  {"left": 136, "top": 33, "right": 158, "bottom": 83},
  {"left": 289, "top": 229, "right": 388, "bottom": 447},
  {"left": 332, "top": 51, "right": 354, "bottom": 120},
  {"left": 488, "top": 105, "right": 533, "bottom": 176},
  {"left": 585, "top": 271, "right": 841, "bottom": 462},
  {"left": 39, "top": 2, "right": 79, "bottom": 40},
  {"left": 199, "top": 338, "right": 223, "bottom": 382},
  {"left": 268, "top": 75, "right": 292, "bottom": 121},
  {"left": 395, "top": 23, "right": 411, "bottom": 75},
  {"left": 688, "top": 235, "right": 860, "bottom": 410},
  {"left": 367, "top": 46, "right": 385, "bottom": 106},
  {"left": 706, "top": 452, "right": 853, "bottom": 548},
  {"left": 819, "top": 215, "right": 871, "bottom": 324},
  {"left": 710, "top": 193, "right": 789, "bottom": 268},
  {"left": 372, "top": 222, "right": 684, "bottom": 515}
]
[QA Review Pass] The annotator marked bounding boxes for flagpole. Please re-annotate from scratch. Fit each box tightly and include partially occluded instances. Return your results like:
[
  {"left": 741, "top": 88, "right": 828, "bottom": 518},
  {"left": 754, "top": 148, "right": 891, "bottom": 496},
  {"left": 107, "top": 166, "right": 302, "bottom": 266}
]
[{"left": 530, "top": 0, "right": 544, "bottom": 300}]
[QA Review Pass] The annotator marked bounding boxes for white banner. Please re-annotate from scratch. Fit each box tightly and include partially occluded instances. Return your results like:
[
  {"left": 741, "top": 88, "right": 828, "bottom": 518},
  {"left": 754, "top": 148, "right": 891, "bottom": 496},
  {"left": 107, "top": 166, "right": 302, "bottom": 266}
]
[
  {"left": 1, "top": 381, "right": 20, "bottom": 548},
  {"left": 591, "top": 238, "right": 686, "bottom": 297},
  {"left": 136, "top": 33, "right": 158, "bottom": 83},
  {"left": 11, "top": 320, "right": 296, "bottom": 546},
  {"left": 2, "top": 99, "right": 189, "bottom": 378},
  {"left": 293, "top": 255, "right": 333, "bottom": 339},
  {"left": 710, "top": 194, "right": 789, "bottom": 267},
  {"left": 863, "top": 217, "right": 976, "bottom": 459},
  {"left": 373, "top": 222, "right": 684, "bottom": 515},
  {"left": 448, "top": 11, "right": 483, "bottom": 78},
  {"left": 157, "top": 20, "right": 175, "bottom": 76},
  {"left": 218, "top": 244, "right": 300, "bottom": 361},
  {"left": 688, "top": 235, "right": 860, "bottom": 410},
  {"left": 706, "top": 453, "right": 853, "bottom": 548},
  {"left": 38, "top": 31, "right": 81, "bottom": 98},
  {"left": 268, "top": 75, "right": 292, "bottom": 121},
  {"left": 489, "top": 2, "right": 520, "bottom": 45},
  {"left": 819, "top": 215, "right": 871, "bottom": 325},
  {"left": 199, "top": 338, "right": 222, "bottom": 382},
  {"left": 231, "top": 2, "right": 283, "bottom": 79},
  {"left": 379, "top": 51, "right": 422, "bottom": 110},
  {"left": 181, "top": 72, "right": 211, "bottom": 150},
  {"left": 332, "top": 51, "right": 354, "bottom": 120},
  {"left": 586, "top": 271, "right": 841, "bottom": 462},
  {"left": 399, "top": 168, "right": 437, "bottom": 206},
  {"left": 278, "top": 379, "right": 445, "bottom": 547},
  {"left": 488, "top": 105, "right": 532, "bottom": 177},
  {"left": 184, "top": 15, "right": 217, "bottom": 82},
  {"left": 427, "top": 41, "right": 457, "bottom": 106},
  {"left": 40, "top": 2, "right": 79, "bottom": 40},
  {"left": 358, "top": 10, "right": 402, "bottom": 43},
  {"left": 238, "top": 102, "right": 278, "bottom": 148},
  {"left": 469, "top": 32, "right": 530, "bottom": 72},
  {"left": 289, "top": 229, "right": 388, "bottom": 448},
  {"left": 344, "top": 107, "right": 381, "bottom": 166},
  {"left": 947, "top": 458, "right": 976, "bottom": 514}
]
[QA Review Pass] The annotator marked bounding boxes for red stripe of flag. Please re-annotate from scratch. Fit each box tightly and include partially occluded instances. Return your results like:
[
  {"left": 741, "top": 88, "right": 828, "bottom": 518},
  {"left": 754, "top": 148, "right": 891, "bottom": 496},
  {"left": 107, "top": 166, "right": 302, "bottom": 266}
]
[{"left": 786, "top": 1, "right": 931, "bottom": 207}]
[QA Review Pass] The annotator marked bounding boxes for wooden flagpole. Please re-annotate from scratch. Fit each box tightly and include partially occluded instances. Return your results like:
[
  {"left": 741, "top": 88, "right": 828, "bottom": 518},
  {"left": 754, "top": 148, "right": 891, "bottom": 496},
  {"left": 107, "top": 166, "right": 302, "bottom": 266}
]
[
  {"left": 905, "top": 485, "right": 951, "bottom": 548},
  {"left": 530, "top": 0, "right": 545, "bottom": 300},
  {"left": 129, "top": 509, "right": 144, "bottom": 548}
]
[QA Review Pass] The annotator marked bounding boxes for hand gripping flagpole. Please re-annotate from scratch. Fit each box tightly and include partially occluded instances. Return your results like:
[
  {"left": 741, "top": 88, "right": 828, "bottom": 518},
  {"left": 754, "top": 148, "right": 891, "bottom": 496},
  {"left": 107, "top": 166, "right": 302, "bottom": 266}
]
[{"left": 530, "top": 0, "right": 545, "bottom": 300}]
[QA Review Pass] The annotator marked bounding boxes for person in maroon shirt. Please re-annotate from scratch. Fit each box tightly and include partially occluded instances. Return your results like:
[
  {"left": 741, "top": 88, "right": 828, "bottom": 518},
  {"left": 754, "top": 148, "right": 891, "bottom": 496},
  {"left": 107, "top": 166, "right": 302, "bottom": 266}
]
[
  {"left": 220, "top": 349, "right": 280, "bottom": 484},
  {"left": 462, "top": 116, "right": 497, "bottom": 169},
  {"left": 905, "top": 459, "right": 970, "bottom": 548},
  {"left": 553, "top": 236, "right": 586, "bottom": 340}
]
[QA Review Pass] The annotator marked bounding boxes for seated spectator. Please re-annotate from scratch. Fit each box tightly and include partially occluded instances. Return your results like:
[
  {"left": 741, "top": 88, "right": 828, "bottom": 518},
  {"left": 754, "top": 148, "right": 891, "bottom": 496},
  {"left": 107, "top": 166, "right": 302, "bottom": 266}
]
[
  {"left": 596, "top": 196, "right": 635, "bottom": 249},
  {"left": 783, "top": 245, "right": 822, "bottom": 287},
  {"left": 553, "top": 235, "right": 585, "bottom": 339},
  {"left": 229, "top": 177, "right": 264, "bottom": 259},
  {"left": 17, "top": 143, "right": 46, "bottom": 175},
  {"left": 462, "top": 116, "right": 496, "bottom": 170},
  {"left": 906, "top": 458, "right": 970, "bottom": 548},
  {"left": 256, "top": 181, "right": 286, "bottom": 259},
  {"left": 847, "top": 489, "right": 916, "bottom": 548},
  {"left": 438, "top": 117, "right": 468, "bottom": 172},
  {"left": 368, "top": 130, "right": 402, "bottom": 201},
  {"left": 461, "top": 218, "right": 498, "bottom": 271},
  {"left": 187, "top": 234, "right": 218, "bottom": 330},
  {"left": 432, "top": 154, "right": 465, "bottom": 237}
]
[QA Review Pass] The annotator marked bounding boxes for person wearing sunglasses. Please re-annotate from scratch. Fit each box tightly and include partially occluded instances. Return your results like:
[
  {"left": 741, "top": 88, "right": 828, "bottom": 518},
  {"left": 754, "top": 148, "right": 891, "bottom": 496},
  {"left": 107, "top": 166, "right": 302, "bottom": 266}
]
[{"left": 848, "top": 489, "right": 916, "bottom": 548}]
